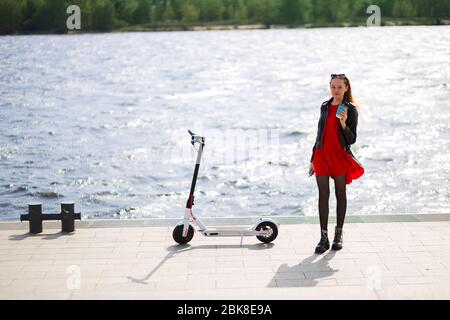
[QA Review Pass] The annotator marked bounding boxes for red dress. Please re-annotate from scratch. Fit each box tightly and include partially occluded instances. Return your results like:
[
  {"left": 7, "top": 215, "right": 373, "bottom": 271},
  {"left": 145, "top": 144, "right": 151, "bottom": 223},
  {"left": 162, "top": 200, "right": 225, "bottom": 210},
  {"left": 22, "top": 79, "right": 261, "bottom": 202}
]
[{"left": 313, "top": 104, "right": 364, "bottom": 184}]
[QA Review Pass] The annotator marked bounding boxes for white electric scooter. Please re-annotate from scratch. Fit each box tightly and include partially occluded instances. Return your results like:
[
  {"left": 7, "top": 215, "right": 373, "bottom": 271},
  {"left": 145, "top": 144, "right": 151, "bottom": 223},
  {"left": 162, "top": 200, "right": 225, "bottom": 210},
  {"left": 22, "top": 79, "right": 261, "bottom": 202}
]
[{"left": 172, "top": 130, "right": 279, "bottom": 245}]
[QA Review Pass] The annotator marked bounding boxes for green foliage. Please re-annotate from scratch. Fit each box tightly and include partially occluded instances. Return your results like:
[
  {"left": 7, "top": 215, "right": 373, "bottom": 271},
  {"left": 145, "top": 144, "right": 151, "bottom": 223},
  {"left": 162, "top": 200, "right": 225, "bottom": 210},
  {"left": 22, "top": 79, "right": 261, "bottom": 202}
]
[
  {"left": 163, "top": 0, "right": 175, "bottom": 21},
  {"left": 427, "top": 0, "right": 450, "bottom": 18},
  {"left": 246, "top": 0, "right": 276, "bottom": 24},
  {"left": 196, "top": 0, "right": 225, "bottom": 22},
  {"left": 93, "top": 0, "right": 115, "bottom": 31},
  {"left": 0, "top": 0, "right": 24, "bottom": 34},
  {"left": 32, "top": 0, "right": 68, "bottom": 33},
  {"left": 133, "top": 0, "right": 151, "bottom": 24},
  {"left": 179, "top": 0, "right": 199, "bottom": 23},
  {"left": 232, "top": 0, "right": 247, "bottom": 21},
  {"left": 113, "top": 0, "right": 138, "bottom": 23},
  {"left": 392, "top": 0, "right": 417, "bottom": 17},
  {"left": 0, "top": 0, "right": 449, "bottom": 34},
  {"left": 279, "top": 0, "right": 311, "bottom": 24}
]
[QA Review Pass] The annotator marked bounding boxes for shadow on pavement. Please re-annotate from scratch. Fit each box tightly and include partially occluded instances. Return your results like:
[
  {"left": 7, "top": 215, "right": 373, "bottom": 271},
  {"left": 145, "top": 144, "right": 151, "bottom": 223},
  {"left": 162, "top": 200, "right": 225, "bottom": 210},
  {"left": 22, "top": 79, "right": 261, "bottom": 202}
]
[
  {"left": 271, "top": 250, "right": 338, "bottom": 287},
  {"left": 8, "top": 232, "right": 75, "bottom": 241},
  {"left": 128, "top": 242, "right": 274, "bottom": 285}
]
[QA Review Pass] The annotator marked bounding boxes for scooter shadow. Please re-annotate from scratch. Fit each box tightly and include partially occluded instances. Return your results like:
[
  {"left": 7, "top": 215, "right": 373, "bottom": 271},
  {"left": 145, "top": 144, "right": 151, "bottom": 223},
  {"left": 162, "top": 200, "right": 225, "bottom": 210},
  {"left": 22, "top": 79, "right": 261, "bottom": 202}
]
[
  {"left": 270, "top": 250, "right": 338, "bottom": 287},
  {"left": 128, "top": 243, "right": 274, "bottom": 284}
]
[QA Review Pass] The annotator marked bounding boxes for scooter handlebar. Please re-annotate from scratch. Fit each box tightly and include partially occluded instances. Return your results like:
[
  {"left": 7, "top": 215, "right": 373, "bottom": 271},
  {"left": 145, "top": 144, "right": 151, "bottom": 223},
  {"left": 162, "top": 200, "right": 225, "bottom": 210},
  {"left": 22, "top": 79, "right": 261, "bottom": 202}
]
[{"left": 188, "top": 129, "right": 205, "bottom": 146}]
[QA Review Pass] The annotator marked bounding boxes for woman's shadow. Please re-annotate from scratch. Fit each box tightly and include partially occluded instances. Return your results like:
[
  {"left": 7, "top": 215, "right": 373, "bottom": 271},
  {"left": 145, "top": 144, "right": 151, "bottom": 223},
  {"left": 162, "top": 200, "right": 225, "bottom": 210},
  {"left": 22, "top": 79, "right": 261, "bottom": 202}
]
[{"left": 271, "top": 250, "right": 338, "bottom": 287}]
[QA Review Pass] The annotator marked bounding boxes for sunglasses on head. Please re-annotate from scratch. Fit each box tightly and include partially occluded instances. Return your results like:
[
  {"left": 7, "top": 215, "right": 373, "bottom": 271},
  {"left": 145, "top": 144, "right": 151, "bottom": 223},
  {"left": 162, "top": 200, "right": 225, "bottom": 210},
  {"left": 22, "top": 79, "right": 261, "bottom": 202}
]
[{"left": 331, "top": 74, "right": 346, "bottom": 79}]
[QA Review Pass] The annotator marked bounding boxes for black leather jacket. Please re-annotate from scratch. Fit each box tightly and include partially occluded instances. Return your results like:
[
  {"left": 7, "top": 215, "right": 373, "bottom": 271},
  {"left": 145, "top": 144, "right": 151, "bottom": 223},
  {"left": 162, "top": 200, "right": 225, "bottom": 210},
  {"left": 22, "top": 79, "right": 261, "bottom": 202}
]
[{"left": 310, "top": 97, "right": 361, "bottom": 165}]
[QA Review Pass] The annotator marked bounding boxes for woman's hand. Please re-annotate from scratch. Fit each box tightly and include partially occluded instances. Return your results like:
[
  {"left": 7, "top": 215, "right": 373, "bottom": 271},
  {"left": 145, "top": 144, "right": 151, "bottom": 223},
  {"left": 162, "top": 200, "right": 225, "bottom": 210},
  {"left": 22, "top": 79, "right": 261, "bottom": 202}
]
[
  {"left": 309, "top": 162, "right": 314, "bottom": 177},
  {"left": 339, "top": 108, "right": 348, "bottom": 129}
]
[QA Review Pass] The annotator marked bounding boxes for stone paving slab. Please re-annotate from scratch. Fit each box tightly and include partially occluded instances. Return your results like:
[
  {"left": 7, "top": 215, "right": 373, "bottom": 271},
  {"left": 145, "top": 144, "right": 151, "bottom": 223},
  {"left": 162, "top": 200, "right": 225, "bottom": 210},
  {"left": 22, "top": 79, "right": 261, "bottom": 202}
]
[{"left": 1, "top": 220, "right": 450, "bottom": 299}]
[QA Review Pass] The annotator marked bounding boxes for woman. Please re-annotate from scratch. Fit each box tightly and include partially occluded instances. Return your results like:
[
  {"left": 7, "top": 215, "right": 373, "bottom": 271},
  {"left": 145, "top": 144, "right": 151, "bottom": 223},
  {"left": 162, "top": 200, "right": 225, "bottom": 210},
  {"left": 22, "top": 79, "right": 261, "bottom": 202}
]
[{"left": 308, "top": 74, "right": 364, "bottom": 254}]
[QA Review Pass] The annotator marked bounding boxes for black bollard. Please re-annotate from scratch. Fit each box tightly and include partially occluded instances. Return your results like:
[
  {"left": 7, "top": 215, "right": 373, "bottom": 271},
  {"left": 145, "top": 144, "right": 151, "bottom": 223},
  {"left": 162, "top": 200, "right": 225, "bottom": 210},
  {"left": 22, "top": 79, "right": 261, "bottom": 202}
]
[
  {"left": 61, "top": 202, "right": 78, "bottom": 233},
  {"left": 20, "top": 202, "right": 81, "bottom": 234},
  {"left": 21, "top": 203, "right": 43, "bottom": 234}
]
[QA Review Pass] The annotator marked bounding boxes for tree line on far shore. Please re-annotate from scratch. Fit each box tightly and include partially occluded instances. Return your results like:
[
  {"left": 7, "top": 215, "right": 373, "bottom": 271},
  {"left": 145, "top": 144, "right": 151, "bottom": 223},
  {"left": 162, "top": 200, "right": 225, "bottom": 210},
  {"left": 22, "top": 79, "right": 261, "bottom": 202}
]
[{"left": 1, "top": 0, "right": 449, "bottom": 34}]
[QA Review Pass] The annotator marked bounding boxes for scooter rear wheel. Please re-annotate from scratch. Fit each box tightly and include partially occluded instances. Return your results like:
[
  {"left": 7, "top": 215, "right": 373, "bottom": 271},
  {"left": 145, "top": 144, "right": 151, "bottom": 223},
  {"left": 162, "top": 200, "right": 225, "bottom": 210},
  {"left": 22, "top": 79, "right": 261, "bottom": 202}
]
[
  {"left": 255, "top": 221, "right": 278, "bottom": 243},
  {"left": 173, "top": 224, "right": 194, "bottom": 244}
]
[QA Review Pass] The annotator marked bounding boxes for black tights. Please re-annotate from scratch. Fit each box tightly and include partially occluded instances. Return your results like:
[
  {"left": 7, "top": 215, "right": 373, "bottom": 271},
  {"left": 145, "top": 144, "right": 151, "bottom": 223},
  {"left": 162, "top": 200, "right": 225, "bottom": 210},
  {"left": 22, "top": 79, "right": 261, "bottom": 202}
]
[{"left": 315, "top": 174, "right": 347, "bottom": 231}]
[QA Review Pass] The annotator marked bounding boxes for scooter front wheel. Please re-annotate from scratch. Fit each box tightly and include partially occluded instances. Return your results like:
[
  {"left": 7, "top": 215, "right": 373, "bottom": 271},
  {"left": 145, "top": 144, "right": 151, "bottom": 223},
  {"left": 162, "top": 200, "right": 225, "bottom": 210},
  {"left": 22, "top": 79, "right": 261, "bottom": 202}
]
[
  {"left": 173, "top": 224, "right": 194, "bottom": 244},
  {"left": 255, "top": 221, "right": 278, "bottom": 243}
]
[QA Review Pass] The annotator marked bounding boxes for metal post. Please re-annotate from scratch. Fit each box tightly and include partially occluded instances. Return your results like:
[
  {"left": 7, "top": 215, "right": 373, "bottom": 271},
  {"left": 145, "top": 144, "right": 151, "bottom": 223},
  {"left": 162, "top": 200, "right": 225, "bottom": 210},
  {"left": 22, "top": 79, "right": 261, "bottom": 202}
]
[
  {"left": 28, "top": 203, "right": 43, "bottom": 234},
  {"left": 61, "top": 202, "right": 75, "bottom": 233}
]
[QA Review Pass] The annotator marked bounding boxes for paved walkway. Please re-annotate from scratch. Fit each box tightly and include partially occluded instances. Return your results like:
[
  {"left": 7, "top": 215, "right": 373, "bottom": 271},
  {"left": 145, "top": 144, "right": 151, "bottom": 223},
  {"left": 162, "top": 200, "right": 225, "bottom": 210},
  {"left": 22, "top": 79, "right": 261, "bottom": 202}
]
[{"left": 1, "top": 219, "right": 450, "bottom": 299}]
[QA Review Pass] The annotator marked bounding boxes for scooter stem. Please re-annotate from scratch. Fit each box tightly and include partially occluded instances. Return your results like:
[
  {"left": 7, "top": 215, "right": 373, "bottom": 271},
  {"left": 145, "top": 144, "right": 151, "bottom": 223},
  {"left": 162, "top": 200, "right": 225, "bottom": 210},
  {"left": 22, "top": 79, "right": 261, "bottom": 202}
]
[{"left": 186, "top": 130, "right": 205, "bottom": 209}]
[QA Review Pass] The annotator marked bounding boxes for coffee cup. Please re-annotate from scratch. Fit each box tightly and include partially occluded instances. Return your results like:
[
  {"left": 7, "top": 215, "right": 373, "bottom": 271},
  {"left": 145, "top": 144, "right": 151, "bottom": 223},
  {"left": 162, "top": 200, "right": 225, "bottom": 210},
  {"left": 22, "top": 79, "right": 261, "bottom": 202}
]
[{"left": 336, "top": 104, "right": 348, "bottom": 119}]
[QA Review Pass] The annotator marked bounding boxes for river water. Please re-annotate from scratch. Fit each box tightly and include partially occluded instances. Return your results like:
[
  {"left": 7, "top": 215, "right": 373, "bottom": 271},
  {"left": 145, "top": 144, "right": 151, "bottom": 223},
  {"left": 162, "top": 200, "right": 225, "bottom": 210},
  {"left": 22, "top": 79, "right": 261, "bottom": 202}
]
[{"left": 1, "top": 26, "right": 449, "bottom": 220}]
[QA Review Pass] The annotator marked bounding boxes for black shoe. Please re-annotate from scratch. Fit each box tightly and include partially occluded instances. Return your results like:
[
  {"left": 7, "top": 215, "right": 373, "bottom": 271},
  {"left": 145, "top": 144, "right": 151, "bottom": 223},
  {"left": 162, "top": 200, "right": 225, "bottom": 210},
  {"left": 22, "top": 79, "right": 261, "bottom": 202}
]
[
  {"left": 331, "top": 226, "right": 343, "bottom": 251},
  {"left": 315, "top": 229, "right": 330, "bottom": 254}
]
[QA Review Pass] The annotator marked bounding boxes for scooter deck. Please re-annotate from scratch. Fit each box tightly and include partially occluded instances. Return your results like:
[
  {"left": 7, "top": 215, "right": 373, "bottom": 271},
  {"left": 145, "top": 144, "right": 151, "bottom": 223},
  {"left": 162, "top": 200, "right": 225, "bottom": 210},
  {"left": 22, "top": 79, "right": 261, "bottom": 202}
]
[{"left": 199, "top": 226, "right": 260, "bottom": 237}]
